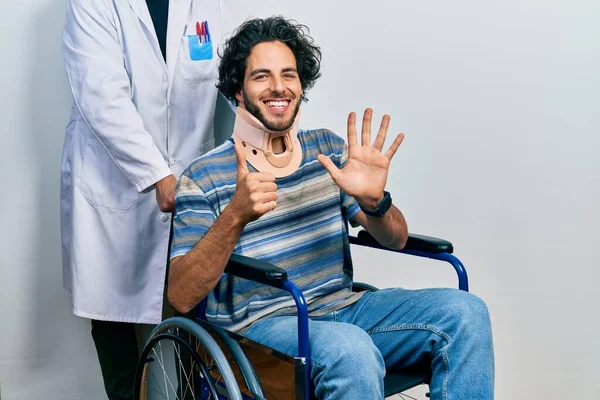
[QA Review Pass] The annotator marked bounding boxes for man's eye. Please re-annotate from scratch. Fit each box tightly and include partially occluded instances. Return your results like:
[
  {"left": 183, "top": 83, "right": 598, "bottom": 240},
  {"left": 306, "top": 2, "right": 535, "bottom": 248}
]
[
  {"left": 284, "top": 74, "right": 297, "bottom": 79},
  {"left": 255, "top": 74, "right": 268, "bottom": 80}
]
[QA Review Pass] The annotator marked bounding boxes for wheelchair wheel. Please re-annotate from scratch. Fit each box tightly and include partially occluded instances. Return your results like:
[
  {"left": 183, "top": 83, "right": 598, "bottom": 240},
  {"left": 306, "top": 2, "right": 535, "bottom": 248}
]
[{"left": 134, "top": 317, "right": 243, "bottom": 400}]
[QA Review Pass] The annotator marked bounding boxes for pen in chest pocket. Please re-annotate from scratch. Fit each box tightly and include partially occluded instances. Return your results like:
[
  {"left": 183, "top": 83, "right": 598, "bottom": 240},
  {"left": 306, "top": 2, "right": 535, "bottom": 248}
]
[
  {"left": 195, "top": 20, "right": 211, "bottom": 43},
  {"left": 204, "top": 20, "right": 211, "bottom": 42},
  {"left": 196, "top": 21, "right": 203, "bottom": 43}
]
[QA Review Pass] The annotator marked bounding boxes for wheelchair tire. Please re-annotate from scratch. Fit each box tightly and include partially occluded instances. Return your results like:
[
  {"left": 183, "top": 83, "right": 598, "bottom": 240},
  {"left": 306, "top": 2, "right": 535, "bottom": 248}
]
[{"left": 134, "top": 316, "right": 243, "bottom": 400}]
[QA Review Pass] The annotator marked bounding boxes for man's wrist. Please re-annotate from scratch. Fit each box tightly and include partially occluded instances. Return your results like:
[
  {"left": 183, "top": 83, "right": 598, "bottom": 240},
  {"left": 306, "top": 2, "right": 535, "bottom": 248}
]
[
  {"left": 359, "top": 191, "right": 392, "bottom": 218},
  {"left": 357, "top": 193, "right": 385, "bottom": 210},
  {"left": 221, "top": 202, "right": 249, "bottom": 231}
]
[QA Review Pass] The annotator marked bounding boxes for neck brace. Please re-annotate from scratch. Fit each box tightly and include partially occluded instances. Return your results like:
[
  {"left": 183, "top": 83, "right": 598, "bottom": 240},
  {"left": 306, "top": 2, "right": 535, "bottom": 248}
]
[{"left": 232, "top": 106, "right": 303, "bottom": 178}]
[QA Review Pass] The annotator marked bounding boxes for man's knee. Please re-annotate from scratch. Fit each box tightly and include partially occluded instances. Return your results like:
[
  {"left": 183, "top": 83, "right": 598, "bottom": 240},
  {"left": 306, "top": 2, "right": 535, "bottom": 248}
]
[{"left": 439, "top": 290, "right": 492, "bottom": 338}]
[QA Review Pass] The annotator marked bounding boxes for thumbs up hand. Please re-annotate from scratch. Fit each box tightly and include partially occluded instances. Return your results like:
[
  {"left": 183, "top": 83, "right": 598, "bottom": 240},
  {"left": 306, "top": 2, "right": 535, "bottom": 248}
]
[{"left": 228, "top": 140, "right": 278, "bottom": 225}]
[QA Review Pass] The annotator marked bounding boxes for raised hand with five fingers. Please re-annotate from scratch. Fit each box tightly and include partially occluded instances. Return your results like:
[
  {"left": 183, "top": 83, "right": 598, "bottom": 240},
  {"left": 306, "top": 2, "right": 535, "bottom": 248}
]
[
  {"left": 317, "top": 108, "right": 404, "bottom": 210},
  {"left": 228, "top": 140, "right": 278, "bottom": 225}
]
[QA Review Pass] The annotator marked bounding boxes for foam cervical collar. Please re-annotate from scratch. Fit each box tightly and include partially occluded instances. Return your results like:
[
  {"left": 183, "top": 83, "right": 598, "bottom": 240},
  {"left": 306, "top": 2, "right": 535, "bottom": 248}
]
[{"left": 232, "top": 107, "right": 302, "bottom": 178}]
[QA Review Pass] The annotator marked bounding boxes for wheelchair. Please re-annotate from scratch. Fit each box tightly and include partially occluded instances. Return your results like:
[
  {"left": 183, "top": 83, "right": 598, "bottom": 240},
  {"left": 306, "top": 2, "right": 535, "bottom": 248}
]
[{"left": 134, "top": 230, "right": 469, "bottom": 400}]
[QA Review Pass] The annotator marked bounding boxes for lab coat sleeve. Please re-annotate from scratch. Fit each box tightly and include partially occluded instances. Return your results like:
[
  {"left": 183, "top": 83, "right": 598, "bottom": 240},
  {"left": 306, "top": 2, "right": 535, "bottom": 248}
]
[{"left": 62, "top": 0, "right": 172, "bottom": 192}]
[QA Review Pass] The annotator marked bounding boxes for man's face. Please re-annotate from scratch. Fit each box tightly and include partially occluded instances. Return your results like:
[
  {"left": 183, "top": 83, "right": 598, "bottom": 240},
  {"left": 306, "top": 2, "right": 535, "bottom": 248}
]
[{"left": 236, "top": 41, "right": 303, "bottom": 132}]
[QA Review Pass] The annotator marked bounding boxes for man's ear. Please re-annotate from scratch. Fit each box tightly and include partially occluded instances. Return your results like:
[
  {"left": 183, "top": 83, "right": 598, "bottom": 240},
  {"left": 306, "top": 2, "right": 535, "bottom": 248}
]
[{"left": 235, "top": 90, "right": 243, "bottom": 105}]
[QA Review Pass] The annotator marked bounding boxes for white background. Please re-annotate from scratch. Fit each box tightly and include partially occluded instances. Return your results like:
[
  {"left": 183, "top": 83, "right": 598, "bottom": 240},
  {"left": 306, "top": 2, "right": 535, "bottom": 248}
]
[{"left": 1, "top": 0, "right": 599, "bottom": 398}]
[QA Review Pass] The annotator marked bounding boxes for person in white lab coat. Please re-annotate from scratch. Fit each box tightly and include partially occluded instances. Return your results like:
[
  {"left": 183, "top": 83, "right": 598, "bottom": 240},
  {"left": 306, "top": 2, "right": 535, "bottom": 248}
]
[{"left": 60, "top": 0, "right": 226, "bottom": 398}]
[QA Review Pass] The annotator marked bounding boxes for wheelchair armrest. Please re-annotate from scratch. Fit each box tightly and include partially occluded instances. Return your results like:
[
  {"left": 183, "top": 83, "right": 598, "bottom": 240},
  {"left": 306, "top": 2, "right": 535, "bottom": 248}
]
[
  {"left": 225, "top": 253, "right": 288, "bottom": 289},
  {"left": 225, "top": 254, "right": 311, "bottom": 371},
  {"left": 354, "top": 230, "right": 454, "bottom": 254}
]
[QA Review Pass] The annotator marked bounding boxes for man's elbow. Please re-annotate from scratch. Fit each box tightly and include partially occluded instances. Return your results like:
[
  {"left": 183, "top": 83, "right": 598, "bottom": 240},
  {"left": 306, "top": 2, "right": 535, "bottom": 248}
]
[
  {"left": 387, "top": 230, "right": 408, "bottom": 250},
  {"left": 167, "top": 285, "right": 195, "bottom": 315},
  {"left": 397, "top": 227, "right": 409, "bottom": 250},
  {"left": 397, "top": 236, "right": 408, "bottom": 251},
  {"left": 385, "top": 236, "right": 407, "bottom": 251},
  {"left": 167, "top": 258, "right": 192, "bottom": 313}
]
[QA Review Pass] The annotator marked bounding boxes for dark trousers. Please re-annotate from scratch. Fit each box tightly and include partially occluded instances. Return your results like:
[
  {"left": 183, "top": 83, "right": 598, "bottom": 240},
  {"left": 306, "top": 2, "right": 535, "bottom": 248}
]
[{"left": 91, "top": 320, "right": 139, "bottom": 400}]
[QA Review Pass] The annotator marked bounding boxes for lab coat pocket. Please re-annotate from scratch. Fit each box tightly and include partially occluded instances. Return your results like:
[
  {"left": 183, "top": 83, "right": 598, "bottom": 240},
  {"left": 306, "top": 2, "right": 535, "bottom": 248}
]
[
  {"left": 79, "top": 138, "right": 140, "bottom": 210},
  {"left": 179, "top": 34, "right": 218, "bottom": 84}
]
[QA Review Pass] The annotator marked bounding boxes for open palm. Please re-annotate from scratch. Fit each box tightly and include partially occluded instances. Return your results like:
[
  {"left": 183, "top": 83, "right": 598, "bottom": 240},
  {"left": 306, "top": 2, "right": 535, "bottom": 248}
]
[{"left": 318, "top": 109, "right": 404, "bottom": 208}]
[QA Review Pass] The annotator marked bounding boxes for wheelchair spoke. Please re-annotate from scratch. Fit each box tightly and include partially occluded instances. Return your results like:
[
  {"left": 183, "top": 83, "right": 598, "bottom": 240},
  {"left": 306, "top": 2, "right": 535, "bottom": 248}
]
[
  {"left": 141, "top": 361, "right": 176, "bottom": 400},
  {"left": 143, "top": 374, "right": 168, "bottom": 399},
  {"left": 175, "top": 327, "right": 183, "bottom": 400},
  {"left": 152, "top": 346, "right": 179, "bottom": 399},
  {"left": 194, "top": 340, "right": 223, "bottom": 399},
  {"left": 157, "top": 342, "right": 171, "bottom": 399},
  {"left": 148, "top": 366, "right": 166, "bottom": 398},
  {"left": 189, "top": 333, "right": 196, "bottom": 396},
  {"left": 196, "top": 341, "right": 225, "bottom": 385},
  {"left": 171, "top": 333, "right": 196, "bottom": 399}
]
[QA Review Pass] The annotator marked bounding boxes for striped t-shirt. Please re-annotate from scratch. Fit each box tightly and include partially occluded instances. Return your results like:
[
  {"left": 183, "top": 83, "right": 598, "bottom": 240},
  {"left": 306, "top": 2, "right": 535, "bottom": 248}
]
[{"left": 171, "top": 128, "right": 365, "bottom": 332}]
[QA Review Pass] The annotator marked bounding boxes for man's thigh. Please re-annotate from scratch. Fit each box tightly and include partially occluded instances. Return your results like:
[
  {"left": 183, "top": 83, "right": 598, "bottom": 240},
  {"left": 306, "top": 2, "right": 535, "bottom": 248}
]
[
  {"left": 337, "top": 287, "right": 490, "bottom": 369},
  {"left": 244, "top": 315, "right": 376, "bottom": 361}
]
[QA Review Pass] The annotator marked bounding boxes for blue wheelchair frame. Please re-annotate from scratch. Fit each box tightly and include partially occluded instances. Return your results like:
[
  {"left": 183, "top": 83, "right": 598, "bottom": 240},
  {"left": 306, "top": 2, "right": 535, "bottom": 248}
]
[{"left": 195, "top": 230, "right": 469, "bottom": 400}]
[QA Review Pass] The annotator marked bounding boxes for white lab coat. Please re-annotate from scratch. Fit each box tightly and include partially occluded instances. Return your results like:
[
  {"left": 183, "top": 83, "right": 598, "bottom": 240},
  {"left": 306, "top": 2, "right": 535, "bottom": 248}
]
[{"left": 60, "top": 0, "right": 226, "bottom": 323}]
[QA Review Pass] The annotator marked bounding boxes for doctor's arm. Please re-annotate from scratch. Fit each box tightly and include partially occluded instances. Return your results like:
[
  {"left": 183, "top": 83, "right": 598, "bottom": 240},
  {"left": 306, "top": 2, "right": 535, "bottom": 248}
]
[
  {"left": 168, "top": 142, "right": 278, "bottom": 313},
  {"left": 63, "top": 0, "right": 172, "bottom": 196}
]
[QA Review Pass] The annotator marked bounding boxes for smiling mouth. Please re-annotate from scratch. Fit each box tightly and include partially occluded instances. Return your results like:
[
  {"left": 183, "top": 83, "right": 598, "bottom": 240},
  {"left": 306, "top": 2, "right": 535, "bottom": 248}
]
[{"left": 264, "top": 99, "right": 291, "bottom": 113}]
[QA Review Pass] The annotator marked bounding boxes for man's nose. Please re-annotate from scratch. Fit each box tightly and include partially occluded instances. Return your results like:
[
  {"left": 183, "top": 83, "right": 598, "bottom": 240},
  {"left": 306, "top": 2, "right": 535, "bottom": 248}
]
[{"left": 270, "top": 76, "right": 285, "bottom": 94}]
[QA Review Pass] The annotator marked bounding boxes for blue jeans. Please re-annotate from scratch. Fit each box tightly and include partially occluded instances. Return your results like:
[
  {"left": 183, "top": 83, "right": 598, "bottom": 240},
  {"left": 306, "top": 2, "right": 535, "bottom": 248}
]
[{"left": 245, "top": 288, "right": 494, "bottom": 400}]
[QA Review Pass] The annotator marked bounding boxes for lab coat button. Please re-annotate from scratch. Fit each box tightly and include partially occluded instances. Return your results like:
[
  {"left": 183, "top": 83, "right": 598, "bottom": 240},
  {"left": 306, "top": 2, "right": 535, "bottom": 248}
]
[
  {"left": 169, "top": 157, "right": 176, "bottom": 166},
  {"left": 160, "top": 214, "right": 169, "bottom": 222}
]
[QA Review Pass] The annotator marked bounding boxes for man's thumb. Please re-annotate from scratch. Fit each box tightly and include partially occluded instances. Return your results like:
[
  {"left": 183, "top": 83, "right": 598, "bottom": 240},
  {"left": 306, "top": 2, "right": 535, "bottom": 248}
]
[
  {"left": 317, "top": 154, "right": 340, "bottom": 182},
  {"left": 234, "top": 140, "right": 249, "bottom": 176}
]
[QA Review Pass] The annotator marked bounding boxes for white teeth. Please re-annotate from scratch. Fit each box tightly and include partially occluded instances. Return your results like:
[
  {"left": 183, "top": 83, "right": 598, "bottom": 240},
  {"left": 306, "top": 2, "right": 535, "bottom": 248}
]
[{"left": 266, "top": 100, "right": 289, "bottom": 107}]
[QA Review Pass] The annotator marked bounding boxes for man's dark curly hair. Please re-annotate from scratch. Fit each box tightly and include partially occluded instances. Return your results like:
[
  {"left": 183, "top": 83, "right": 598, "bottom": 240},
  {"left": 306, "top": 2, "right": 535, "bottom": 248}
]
[{"left": 217, "top": 16, "right": 322, "bottom": 104}]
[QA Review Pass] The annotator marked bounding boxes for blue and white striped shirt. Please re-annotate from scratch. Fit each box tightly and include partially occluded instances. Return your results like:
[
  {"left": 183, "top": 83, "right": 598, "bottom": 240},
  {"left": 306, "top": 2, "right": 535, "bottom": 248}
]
[{"left": 171, "top": 128, "right": 364, "bottom": 332}]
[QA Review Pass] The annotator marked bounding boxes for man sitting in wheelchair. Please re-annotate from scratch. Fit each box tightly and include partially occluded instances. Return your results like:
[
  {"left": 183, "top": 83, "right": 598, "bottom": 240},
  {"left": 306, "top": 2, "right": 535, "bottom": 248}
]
[{"left": 167, "top": 16, "right": 494, "bottom": 400}]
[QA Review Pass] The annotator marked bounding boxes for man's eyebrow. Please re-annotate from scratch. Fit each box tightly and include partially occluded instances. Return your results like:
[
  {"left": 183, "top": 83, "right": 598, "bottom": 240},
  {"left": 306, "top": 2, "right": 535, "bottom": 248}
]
[
  {"left": 249, "top": 67, "right": 298, "bottom": 77},
  {"left": 249, "top": 68, "right": 271, "bottom": 77}
]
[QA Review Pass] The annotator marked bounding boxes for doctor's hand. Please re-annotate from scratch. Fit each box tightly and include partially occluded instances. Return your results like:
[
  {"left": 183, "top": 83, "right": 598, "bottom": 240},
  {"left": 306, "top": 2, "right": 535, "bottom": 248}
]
[
  {"left": 228, "top": 140, "right": 278, "bottom": 225},
  {"left": 317, "top": 108, "right": 404, "bottom": 210},
  {"left": 155, "top": 174, "right": 177, "bottom": 212}
]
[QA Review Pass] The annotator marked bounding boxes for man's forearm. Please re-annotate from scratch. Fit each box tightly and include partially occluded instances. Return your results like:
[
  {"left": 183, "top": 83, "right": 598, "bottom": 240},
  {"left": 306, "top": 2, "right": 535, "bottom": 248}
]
[
  {"left": 362, "top": 205, "right": 408, "bottom": 250},
  {"left": 167, "top": 208, "right": 245, "bottom": 313},
  {"left": 168, "top": 147, "right": 279, "bottom": 313}
]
